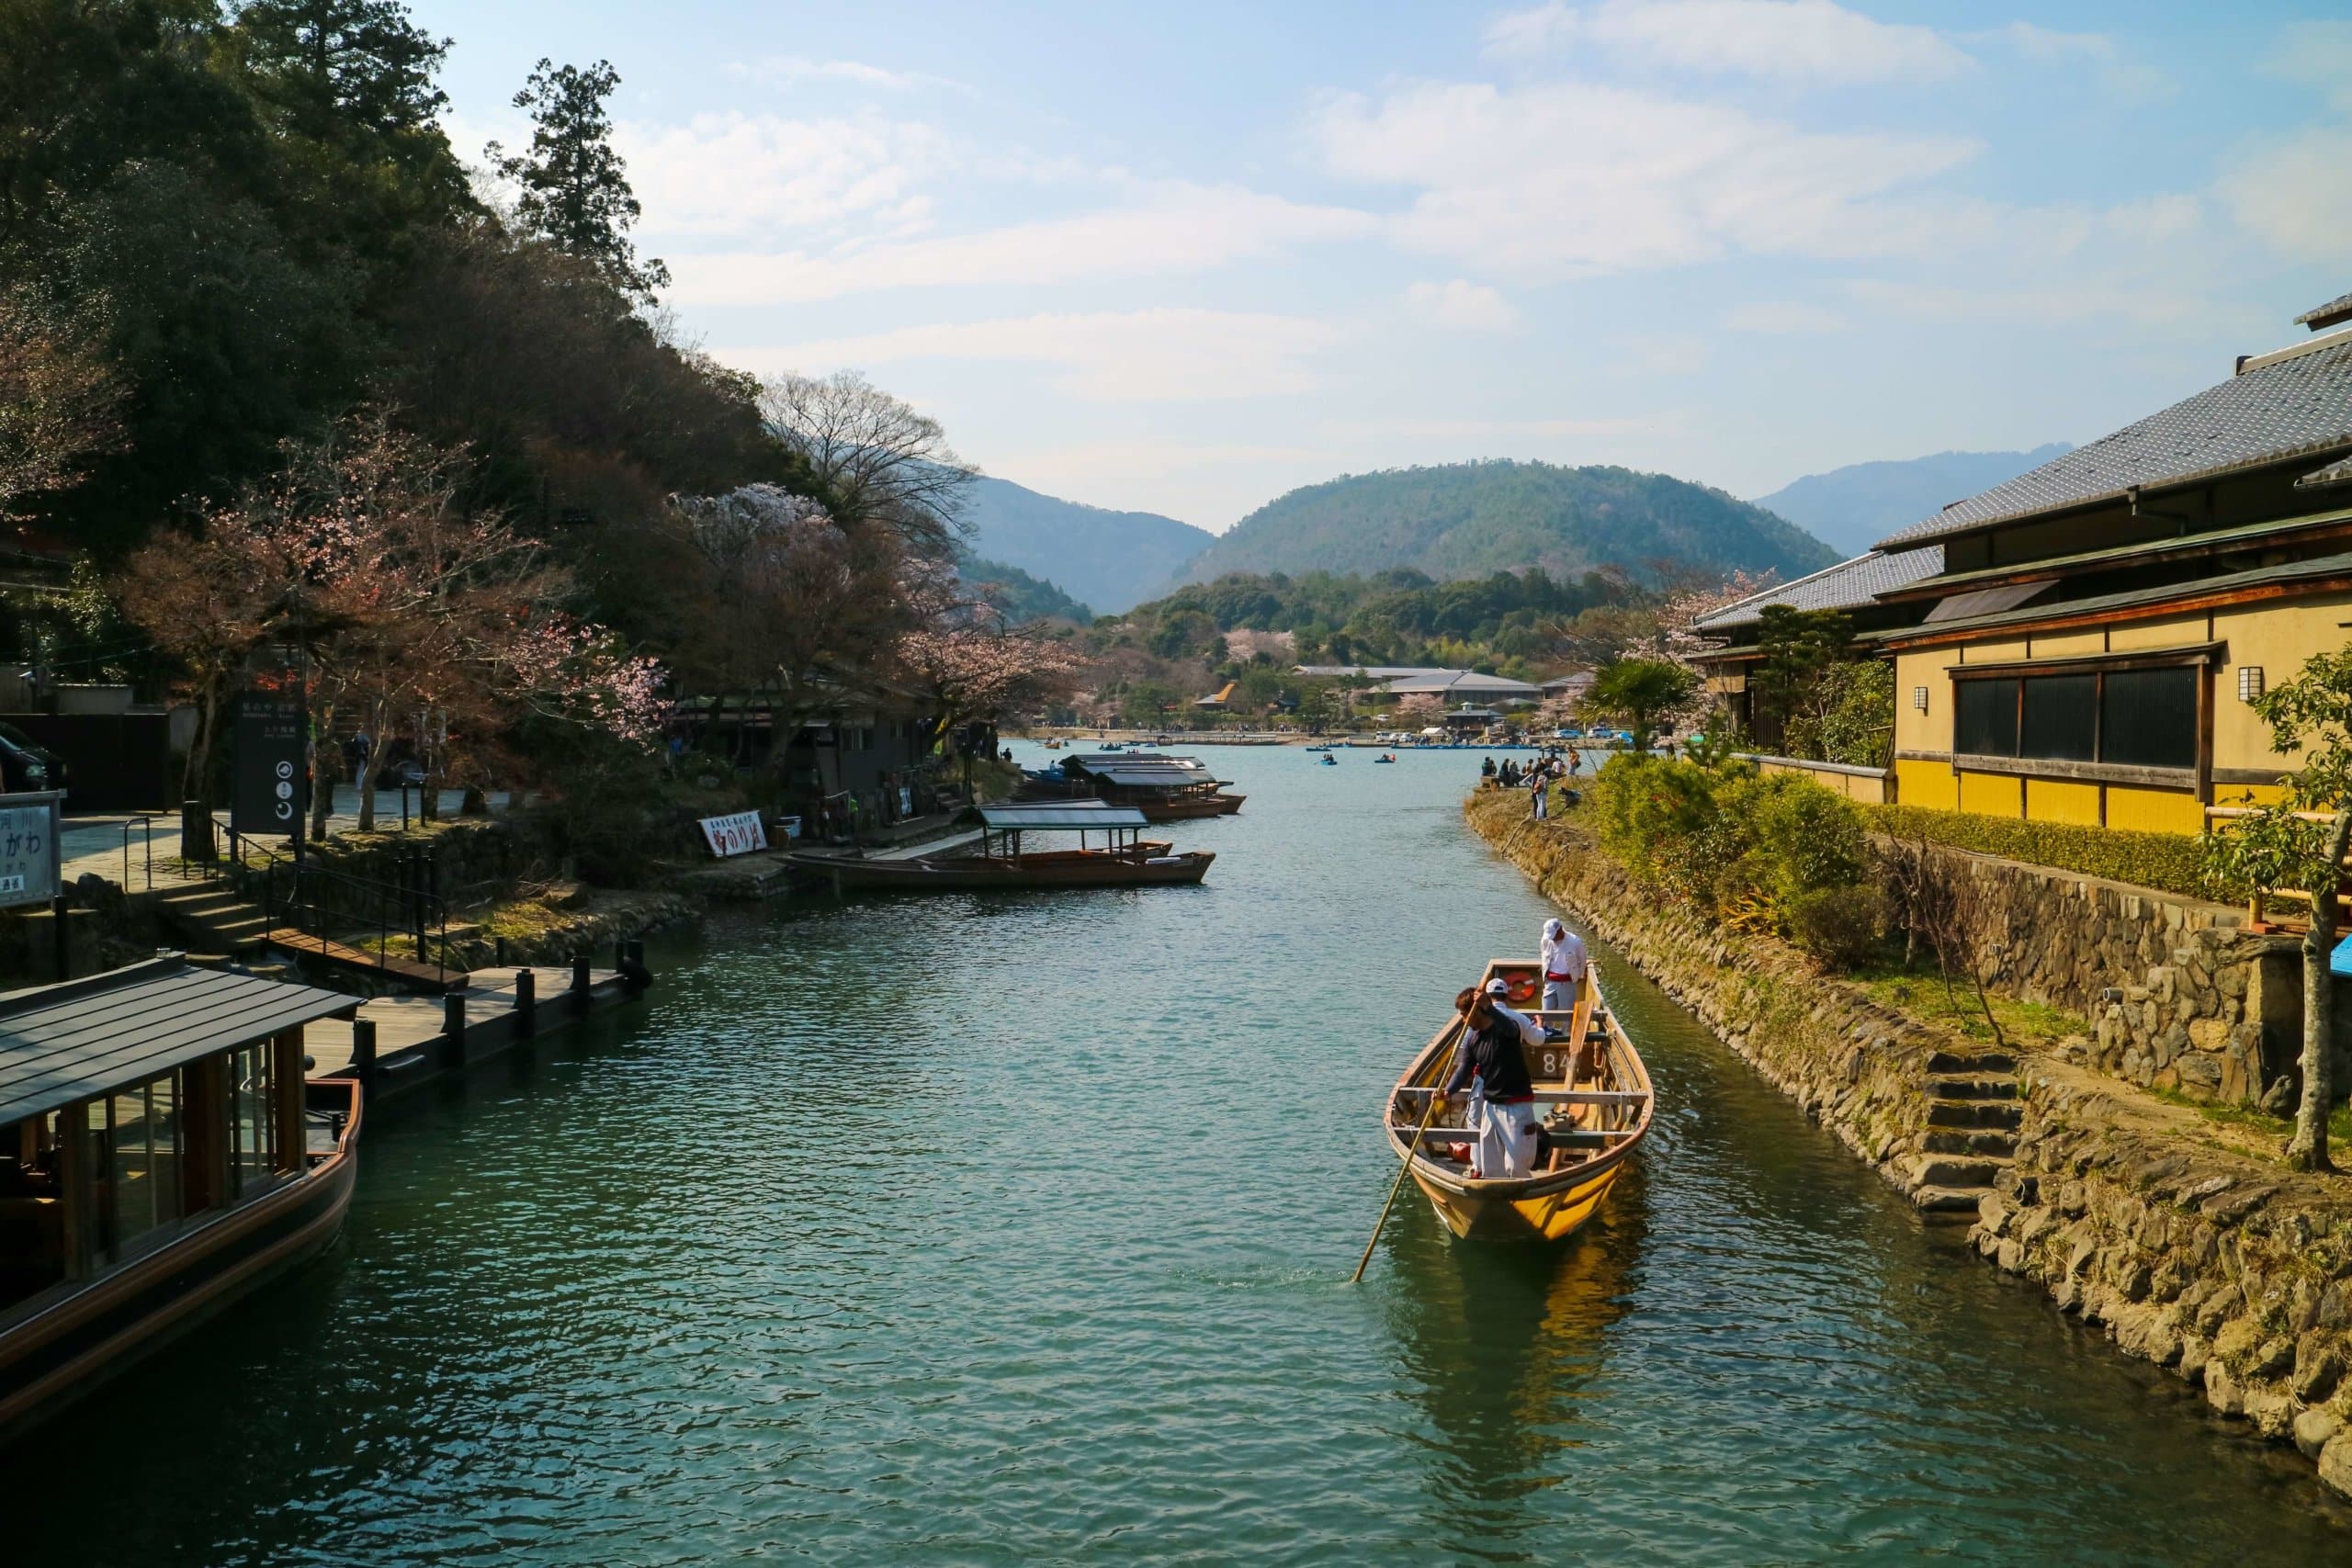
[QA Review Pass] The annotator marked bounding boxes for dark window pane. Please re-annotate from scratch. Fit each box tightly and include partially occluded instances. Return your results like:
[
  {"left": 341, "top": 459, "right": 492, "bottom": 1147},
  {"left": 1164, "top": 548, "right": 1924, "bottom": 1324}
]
[
  {"left": 1955, "top": 679, "right": 2018, "bottom": 757},
  {"left": 2099, "top": 667, "right": 2197, "bottom": 769},
  {"left": 2020, "top": 674, "right": 2098, "bottom": 761}
]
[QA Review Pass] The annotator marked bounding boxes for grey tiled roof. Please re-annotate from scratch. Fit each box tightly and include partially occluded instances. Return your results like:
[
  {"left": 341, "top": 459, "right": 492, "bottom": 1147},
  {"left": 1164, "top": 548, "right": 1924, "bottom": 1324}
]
[
  {"left": 1874, "top": 333, "right": 2352, "bottom": 549},
  {"left": 2297, "top": 292, "right": 2352, "bottom": 329},
  {"left": 2301, "top": 456, "right": 2352, "bottom": 491},
  {"left": 1692, "top": 545, "right": 1944, "bottom": 631}
]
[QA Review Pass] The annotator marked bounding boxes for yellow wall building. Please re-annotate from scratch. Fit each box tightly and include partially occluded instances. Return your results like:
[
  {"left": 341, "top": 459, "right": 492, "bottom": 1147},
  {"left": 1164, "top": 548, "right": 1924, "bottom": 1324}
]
[{"left": 1703, "top": 291, "right": 2352, "bottom": 838}]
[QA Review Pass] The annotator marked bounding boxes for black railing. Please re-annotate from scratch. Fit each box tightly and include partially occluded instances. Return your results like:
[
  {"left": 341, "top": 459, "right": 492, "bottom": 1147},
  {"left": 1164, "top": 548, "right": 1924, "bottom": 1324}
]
[{"left": 250, "top": 848, "right": 456, "bottom": 987}]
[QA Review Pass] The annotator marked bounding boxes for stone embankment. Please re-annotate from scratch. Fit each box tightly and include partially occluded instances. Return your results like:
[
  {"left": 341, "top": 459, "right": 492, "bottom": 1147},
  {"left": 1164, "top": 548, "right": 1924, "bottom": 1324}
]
[{"left": 1464, "top": 793, "right": 2352, "bottom": 1499}]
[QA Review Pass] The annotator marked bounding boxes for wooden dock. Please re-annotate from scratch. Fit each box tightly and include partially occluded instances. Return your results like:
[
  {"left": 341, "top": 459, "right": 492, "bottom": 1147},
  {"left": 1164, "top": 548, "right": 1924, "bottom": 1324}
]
[{"left": 301, "top": 962, "right": 643, "bottom": 1098}]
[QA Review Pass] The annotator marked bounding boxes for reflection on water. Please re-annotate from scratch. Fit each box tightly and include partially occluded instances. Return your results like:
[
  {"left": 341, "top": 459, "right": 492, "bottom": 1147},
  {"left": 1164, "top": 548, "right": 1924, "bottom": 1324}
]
[{"left": 4, "top": 743, "right": 2346, "bottom": 1564}]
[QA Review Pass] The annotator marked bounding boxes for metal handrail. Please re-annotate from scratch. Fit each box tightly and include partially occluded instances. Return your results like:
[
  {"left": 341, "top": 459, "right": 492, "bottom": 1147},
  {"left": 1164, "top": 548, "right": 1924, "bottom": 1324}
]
[
  {"left": 202, "top": 820, "right": 453, "bottom": 986},
  {"left": 119, "top": 814, "right": 156, "bottom": 891}
]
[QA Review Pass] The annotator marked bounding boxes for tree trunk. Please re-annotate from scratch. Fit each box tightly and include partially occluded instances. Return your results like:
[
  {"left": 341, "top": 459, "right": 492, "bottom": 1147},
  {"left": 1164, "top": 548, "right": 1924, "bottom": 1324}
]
[
  {"left": 356, "top": 752, "right": 378, "bottom": 833},
  {"left": 2288, "top": 808, "right": 2352, "bottom": 1171}
]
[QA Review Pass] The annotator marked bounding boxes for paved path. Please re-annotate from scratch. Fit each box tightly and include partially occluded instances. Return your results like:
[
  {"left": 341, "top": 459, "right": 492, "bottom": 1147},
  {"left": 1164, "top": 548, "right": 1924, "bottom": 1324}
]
[{"left": 61, "top": 785, "right": 515, "bottom": 893}]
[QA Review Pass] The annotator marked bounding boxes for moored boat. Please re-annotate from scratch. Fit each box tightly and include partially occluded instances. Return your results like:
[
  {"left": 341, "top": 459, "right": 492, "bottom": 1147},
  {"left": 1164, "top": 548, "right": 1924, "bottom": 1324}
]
[
  {"left": 1021, "top": 753, "right": 1246, "bottom": 820},
  {"left": 0, "top": 957, "right": 365, "bottom": 1437},
  {"left": 789, "top": 801, "right": 1214, "bottom": 891},
  {"left": 1382, "top": 959, "right": 1652, "bottom": 1243}
]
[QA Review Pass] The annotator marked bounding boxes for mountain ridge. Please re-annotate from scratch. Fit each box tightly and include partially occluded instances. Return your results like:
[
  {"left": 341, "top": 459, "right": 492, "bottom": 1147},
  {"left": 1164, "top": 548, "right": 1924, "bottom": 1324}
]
[
  {"left": 957, "top": 474, "right": 1212, "bottom": 615},
  {"left": 1178, "top": 459, "right": 1838, "bottom": 589},
  {"left": 1752, "top": 444, "right": 2074, "bottom": 558}
]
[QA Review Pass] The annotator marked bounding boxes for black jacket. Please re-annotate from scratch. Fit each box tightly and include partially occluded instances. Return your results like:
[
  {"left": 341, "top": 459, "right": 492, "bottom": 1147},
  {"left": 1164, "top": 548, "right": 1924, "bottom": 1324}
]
[{"left": 1445, "top": 1016, "right": 1535, "bottom": 1100}]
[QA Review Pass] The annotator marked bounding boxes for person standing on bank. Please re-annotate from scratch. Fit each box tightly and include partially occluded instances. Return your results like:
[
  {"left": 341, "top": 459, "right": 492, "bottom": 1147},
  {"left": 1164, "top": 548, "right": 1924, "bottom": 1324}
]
[
  {"left": 1540, "top": 918, "right": 1588, "bottom": 1014},
  {"left": 1445, "top": 981, "right": 1546, "bottom": 1179}
]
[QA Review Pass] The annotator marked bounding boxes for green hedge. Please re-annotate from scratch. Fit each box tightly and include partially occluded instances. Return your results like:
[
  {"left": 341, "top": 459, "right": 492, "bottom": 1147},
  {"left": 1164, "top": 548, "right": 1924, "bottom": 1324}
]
[{"left": 1863, "top": 804, "right": 2227, "bottom": 902}]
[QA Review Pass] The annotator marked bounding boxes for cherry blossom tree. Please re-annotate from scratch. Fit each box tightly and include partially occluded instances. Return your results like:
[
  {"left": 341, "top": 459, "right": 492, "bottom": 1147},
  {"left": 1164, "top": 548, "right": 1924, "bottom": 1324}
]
[
  {"left": 0, "top": 294, "right": 122, "bottom": 516},
  {"left": 124, "top": 412, "right": 664, "bottom": 833}
]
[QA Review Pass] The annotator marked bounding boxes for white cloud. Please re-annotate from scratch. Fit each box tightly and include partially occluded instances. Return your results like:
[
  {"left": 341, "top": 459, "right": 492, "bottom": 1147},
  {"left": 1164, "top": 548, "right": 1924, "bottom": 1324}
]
[
  {"left": 2218, "top": 125, "right": 2352, "bottom": 264},
  {"left": 621, "top": 112, "right": 954, "bottom": 239},
  {"left": 668, "top": 181, "right": 1375, "bottom": 304},
  {"left": 727, "top": 56, "right": 970, "bottom": 94},
  {"left": 1723, "top": 300, "right": 1850, "bottom": 333},
  {"left": 1313, "top": 80, "right": 1978, "bottom": 276},
  {"left": 1483, "top": 0, "right": 1973, "bottom": 84},
  {"left": 1983, "top": 23, "right": 2169, "bottom": 103},
  {"left": 1406, "top": 279, "right": 1520, "bottom": 331},
  {"left": 2262, "top": 20, "right": 2352, "bottom": 112},
  {"left": 729, "top": 309, "right": 1348, "bottom": 401}
]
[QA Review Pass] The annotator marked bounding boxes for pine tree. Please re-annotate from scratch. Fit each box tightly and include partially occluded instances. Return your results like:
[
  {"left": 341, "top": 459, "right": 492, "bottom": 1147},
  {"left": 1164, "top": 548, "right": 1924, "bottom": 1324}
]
[{"left": 489, "top": 59, "right": 669, "bottom": 301}]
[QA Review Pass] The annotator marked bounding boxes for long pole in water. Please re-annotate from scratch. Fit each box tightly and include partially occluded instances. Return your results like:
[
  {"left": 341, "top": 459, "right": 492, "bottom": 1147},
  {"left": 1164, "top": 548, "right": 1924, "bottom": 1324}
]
[{"left": 1351, "top": 1021, "right": 1465, "bottom": 1284}]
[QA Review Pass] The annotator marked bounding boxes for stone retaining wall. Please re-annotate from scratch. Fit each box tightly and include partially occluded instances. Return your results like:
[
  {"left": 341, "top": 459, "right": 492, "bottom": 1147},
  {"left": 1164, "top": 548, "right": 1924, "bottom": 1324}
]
[
  {"left": 1933, "top": 847, "right": 2312, "bottom": 1109},
  {"left": 1973, "top": 1069, "right": 2352, "bottom": 1496},
  {"left": 1464, "top": 793, "right": 2352, "bottom": 1499}
]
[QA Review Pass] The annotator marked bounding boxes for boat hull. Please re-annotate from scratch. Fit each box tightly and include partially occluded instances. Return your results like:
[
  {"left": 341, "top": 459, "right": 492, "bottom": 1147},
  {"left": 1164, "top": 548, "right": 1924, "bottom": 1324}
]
[
  {"left": 0, "top": 1078, "right": 361, "bottom": 1438},
  {"left": 793, "top": 850, "right": 1214, "bottom": 892},
  {"left": 1408, "top": 1148, "right": 1632, "bottom": 1242}
]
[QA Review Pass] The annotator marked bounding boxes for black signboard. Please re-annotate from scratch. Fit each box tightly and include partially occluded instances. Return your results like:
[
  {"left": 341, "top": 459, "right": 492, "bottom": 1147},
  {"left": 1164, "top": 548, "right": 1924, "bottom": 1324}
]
[{"left": 231, "top": 689, "right": 308, "bottom": 840}]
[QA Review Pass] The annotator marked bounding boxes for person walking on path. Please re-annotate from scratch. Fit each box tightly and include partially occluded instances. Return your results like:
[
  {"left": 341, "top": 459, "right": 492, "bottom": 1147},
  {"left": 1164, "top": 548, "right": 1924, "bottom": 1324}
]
[
  {"left": 1530, "top": 768, "right": 1549, "bottom": 819},
  {"left": 1540, "top": 918, "right": 1589, "bottom": 1014}
]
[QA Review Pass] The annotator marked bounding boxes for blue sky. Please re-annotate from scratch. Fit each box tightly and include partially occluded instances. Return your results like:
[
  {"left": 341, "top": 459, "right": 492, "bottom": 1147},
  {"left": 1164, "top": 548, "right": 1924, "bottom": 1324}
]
[{"left": 407, "top": 1, "right": 2352, "bottom": 532}]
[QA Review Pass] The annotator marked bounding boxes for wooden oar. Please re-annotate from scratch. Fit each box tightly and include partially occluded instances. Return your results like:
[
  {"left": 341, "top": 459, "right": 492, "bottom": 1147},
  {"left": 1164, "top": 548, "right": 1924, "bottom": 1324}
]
[{"left": 1352, "top": 1022, "right": 1465, "bottom": 1284}]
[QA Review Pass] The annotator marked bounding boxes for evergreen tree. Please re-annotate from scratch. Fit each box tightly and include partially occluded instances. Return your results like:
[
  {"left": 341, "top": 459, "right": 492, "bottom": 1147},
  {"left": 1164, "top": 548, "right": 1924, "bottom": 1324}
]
[
  {"left": 234, "top": 0, "right": 450, "bottom": 145},
  {"left": 490, "top": 59, "right": 668, "bottom": 301}
]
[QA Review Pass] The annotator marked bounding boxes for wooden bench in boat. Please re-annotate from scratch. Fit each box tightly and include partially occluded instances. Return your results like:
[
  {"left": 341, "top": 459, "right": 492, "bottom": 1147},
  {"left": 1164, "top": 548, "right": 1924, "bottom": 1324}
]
[{"left": 1395, "top": 1088, "right": 1648, "bottom": 1107}]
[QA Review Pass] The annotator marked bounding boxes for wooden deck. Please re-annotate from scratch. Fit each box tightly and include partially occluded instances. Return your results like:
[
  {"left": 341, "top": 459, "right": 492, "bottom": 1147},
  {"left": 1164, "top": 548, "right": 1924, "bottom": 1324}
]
[{"left": 301, "top": 964, "right": 641, "bottom": 1097}]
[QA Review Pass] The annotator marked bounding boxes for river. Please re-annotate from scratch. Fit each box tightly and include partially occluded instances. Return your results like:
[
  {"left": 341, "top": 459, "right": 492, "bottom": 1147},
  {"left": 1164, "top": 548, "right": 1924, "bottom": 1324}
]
[{"left": 11, "top": 743, "right": 2346, "bottom": 1563}]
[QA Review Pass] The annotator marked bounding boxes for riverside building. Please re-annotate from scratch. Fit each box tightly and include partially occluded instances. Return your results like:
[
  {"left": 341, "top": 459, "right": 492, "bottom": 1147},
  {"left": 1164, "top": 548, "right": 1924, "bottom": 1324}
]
[{"left": 1699, "top": 289, "right": 2352, "bottom": 835}]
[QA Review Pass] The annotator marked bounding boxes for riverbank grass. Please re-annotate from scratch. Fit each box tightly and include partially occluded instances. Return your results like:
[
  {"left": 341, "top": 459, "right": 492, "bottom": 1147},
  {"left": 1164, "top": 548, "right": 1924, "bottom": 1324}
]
[{"left": 1847, "top": 963, "right": 2090, "bottom": 1048}]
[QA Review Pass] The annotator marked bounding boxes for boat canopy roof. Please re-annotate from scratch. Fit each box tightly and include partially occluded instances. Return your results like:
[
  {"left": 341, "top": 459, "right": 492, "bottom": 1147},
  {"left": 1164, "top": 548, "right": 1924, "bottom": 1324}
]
[
  {"left": 957, "top": 802, "right": 1152, "bottom": 831},
  {"left": 1083, "top": 765, "right": 1219, "bottom": 787},
  {"left": 0, "top": 956, "right": 355, "bottom": 1125}
]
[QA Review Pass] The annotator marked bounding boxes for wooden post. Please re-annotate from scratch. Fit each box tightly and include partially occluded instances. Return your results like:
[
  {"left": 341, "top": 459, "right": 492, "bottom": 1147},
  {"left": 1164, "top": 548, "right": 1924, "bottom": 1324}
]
[
  {"left": 274, "top": 1026, "right": 305, "bottom": 1173},
  {"left": 49, "top": 894, "right": 69, "bottom": 982},
  {"left": 441, "top": 993, "right": 466, "bottom": 1069},
  {"left": 572, "top": 952, "right": 592, "bottom": 1017},
  {"left": 495, "top": 935, "right": 508, "bottom": 966},
  {"left": 352, "top": 1017, "right": 378, "bottom": 1091},
  {"left": 514, "top": 968, "right": 536, "bottom": 1039}
]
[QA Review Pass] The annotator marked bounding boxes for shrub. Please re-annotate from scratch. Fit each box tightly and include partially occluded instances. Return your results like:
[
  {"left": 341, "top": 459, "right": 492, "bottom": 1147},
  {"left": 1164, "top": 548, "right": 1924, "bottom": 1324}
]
[
  {"left": 1865, "top": 804, "right": 2224, "bottom": 902},
  {"left": 1588, "top": 753, "right": 1868, "bottom": 919},
  {"left": 1587, "top": 753, "right": 1721, "bottom": 904},
  {"left": 1785, "top": 884, "right": 1890, "bottom": 970}
]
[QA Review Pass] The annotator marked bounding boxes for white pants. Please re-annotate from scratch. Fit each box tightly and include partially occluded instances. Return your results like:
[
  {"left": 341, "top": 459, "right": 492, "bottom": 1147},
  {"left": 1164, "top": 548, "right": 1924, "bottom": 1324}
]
[
  {"left": 1467, "top": 1086, "right": 1538, "bottom": 1179},
  {"left": 1544, "top": 977, "right": 1577, "bottom": 1013}
]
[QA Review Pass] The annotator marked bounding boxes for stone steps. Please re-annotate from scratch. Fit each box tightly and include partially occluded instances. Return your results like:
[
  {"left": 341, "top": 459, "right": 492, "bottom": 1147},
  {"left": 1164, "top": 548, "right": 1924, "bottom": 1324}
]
[
  {"left": 1927, "top": 1099, "right": 2025, "bottom": 1131},
  {"left": 1927, "top": 1074, "right": 2018, "bottom": 1100},
  {"left": 1926, "top": 1128, "right": 2017, "bottom": 1156},
  {"left": 1911, "top": 1184, "right": 1992, "bottom": 1214},
  {"left": 1927, "top": 1049, "right": 2016, "bottom": 1076}
]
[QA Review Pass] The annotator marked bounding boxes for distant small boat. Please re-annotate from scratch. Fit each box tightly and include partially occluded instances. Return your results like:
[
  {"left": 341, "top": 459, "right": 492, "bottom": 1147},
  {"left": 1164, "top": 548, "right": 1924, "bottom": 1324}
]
[
  {"left": 1319, "top": 754, "right": 1338, "bottom": 766},
  {"left": 1373, "top": 754, "right": 1396, "bottom": 764}
]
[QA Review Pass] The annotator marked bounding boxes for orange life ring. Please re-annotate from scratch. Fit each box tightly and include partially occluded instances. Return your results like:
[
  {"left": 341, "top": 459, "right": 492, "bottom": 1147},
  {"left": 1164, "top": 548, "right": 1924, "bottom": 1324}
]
[{"left": 1506, "top": 976, "right": 1538, "bottom": 1005}]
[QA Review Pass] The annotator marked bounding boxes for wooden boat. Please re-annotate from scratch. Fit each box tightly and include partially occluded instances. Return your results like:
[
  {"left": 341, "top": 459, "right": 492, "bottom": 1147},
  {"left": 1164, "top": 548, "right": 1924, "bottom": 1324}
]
[
  {"left": 0, "top": 958, "right": 365, "bottom": 1437},
  {"left": 1024, "top": 753, "right": 1245, "bottom": 820},
  {"left": 790, "top": 801, "right": 1213, "bottom": 892},
  {"left": 1382, "top": 959, "right": 1652, "bottom": 1243},
  {"left": 1319, "top": 754, "right": 1338, "bottom": 765}
]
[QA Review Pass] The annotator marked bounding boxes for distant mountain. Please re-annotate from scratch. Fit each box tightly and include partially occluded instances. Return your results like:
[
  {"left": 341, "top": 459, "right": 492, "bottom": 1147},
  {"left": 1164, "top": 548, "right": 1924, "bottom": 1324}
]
[
  {"left": 957, "top": 474, "right": 1213, "bottom": 615},
  {"left": 1752, "top": 445, "right": 2073, "bottom": 558},
  {"left": 1182, "top": 460, "right": 1838, "bottom": 588},
  {"left": 957, "top": 553, "right": 1092, "bottom": 625}
]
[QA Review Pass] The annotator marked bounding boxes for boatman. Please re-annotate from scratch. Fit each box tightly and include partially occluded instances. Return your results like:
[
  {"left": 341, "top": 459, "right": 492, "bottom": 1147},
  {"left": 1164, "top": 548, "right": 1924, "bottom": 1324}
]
[
  {"left": 1540, "top": 918, "right": 1588, "bottom": 1014},
  {"left": 1445, "top": 982, "right": 1547, "bottom": 1179}
]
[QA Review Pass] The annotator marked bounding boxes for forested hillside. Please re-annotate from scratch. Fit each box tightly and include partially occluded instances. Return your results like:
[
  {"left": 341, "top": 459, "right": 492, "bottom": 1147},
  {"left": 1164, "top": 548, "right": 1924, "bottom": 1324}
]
[{"left": 1182, "top": 461, "right": 1836, "bottom": 587}]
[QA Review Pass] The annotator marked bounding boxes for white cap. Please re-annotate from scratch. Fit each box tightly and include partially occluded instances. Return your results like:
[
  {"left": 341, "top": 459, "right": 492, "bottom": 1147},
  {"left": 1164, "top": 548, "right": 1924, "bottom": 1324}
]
[{"left": 1485, "top": 978, "right": 1510, "bottom": 996}]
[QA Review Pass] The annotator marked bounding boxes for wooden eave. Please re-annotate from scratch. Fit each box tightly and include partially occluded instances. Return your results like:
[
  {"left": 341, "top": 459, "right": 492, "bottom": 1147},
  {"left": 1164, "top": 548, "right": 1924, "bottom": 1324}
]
[
  {"left": 1873, "top": 504, "right": 2352, "bottom": 605},
  {"left": 1879, "top": 550, "right": 2352, "bottom": 652}
]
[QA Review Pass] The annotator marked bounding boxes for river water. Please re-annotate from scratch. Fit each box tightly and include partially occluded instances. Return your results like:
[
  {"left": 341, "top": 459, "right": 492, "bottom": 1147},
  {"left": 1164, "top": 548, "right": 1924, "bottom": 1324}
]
[{"left": 12, "top": 744, "right": 2347, "bottom": 1563}]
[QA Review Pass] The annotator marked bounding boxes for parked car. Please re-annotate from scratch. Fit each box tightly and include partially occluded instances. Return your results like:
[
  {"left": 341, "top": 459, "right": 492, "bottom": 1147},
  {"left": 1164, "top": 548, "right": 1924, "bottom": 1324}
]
[{"left": 0, "top": 723, "right": 66, "bottom": 794}]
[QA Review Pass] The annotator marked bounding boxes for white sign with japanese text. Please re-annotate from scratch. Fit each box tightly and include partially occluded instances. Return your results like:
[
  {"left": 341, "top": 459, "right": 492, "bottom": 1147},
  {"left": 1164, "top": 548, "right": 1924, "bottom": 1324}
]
[
  {"left": 0, "top": 793, "right": 62, "bottom": 910},
  {"left": 699, "top": 811, "right": 770, "bottom": 859}
]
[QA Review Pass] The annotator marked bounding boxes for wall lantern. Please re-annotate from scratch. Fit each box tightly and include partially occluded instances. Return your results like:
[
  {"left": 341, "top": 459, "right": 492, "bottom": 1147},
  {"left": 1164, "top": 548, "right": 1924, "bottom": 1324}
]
[
  {"left": 2238, "top": 666, "right": 2265, "bottom": 704},
  {"left": 1912, "top": 685, "right": 1929, "bottom": 713}
]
